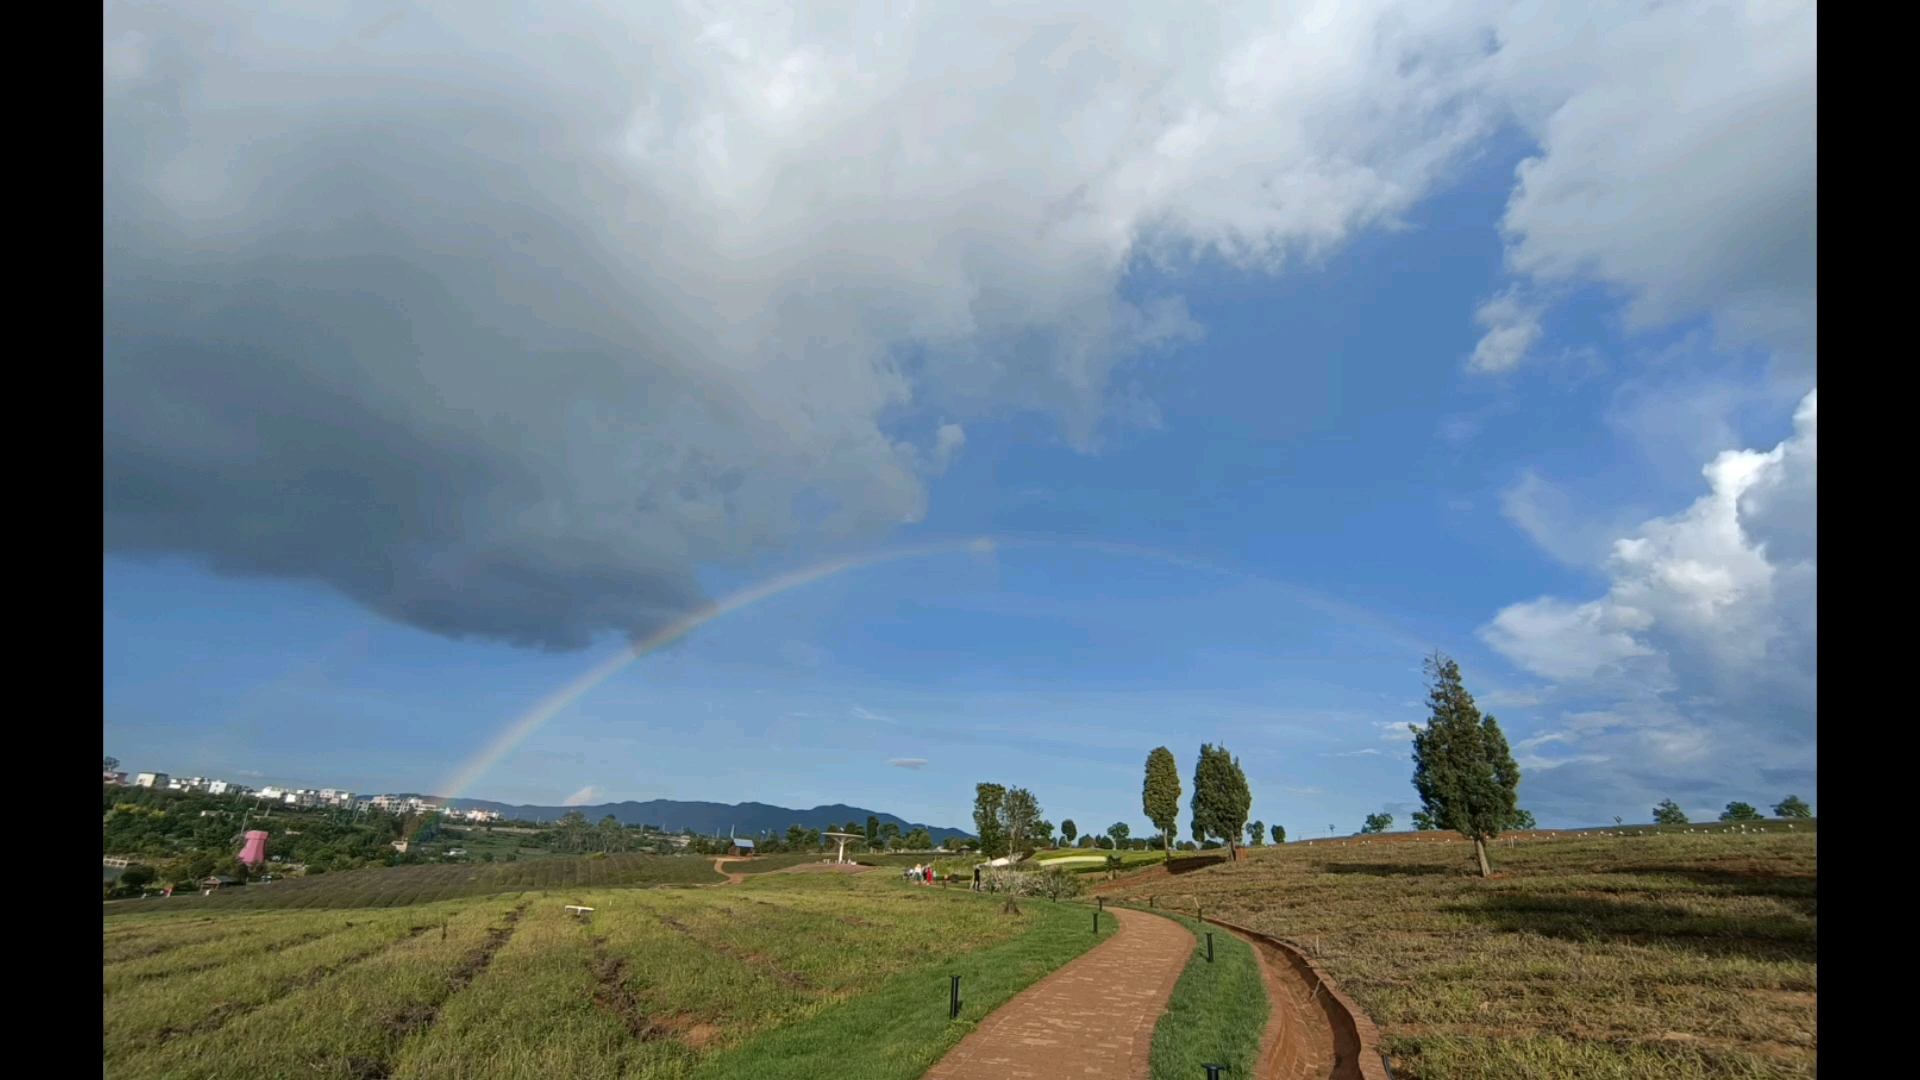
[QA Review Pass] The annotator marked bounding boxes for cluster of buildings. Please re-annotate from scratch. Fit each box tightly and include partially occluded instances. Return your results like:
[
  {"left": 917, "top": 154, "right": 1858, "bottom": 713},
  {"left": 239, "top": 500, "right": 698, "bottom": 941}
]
[
  {"left": 103, "top": 767, "right": 500, "bottom": 822},
  {"left": 368, "top": 793, "right": 500, "bottom": 823}
]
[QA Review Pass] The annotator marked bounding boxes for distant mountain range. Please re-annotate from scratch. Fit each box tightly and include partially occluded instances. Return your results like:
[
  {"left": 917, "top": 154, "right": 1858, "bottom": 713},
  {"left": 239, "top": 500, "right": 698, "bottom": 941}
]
[{"left": 402, "top": 796, "right": 972, "bottom": 842}]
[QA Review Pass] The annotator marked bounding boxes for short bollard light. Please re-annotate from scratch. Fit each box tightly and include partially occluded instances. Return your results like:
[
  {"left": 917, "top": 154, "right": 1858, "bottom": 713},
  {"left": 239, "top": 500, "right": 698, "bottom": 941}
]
[
  {"left": 1093, "top": 910, "right": 1100, "bottom": 933},
  {"left": 950, "top": 974, "right": 962, "bottom": 1019},
  {"left": 1202, "top": 1064, "right": 1230, "bottom": 1079},
  {"left": 1206, "top": 932, "right": 1214, "bottom": 963}
]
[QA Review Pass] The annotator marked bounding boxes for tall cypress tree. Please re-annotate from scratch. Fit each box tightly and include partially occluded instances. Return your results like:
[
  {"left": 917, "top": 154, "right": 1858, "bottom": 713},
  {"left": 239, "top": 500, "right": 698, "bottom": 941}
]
[
  {"left": 1409, "top": 652, "right": 1520, "bottom": 877},
  {"left": 1143, "top": 747, "right": 1182, "bottom": 855},
  {"left": 1191, "top": 744, "right": 1252, "bottom": 860}
]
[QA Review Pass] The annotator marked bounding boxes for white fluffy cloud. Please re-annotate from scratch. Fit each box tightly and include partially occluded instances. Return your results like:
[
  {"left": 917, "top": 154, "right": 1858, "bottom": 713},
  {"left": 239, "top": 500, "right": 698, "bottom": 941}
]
[
  {"left": 1480, "top": 390, "right": 1816, "bottom": 815},
  {"left": 1468, "top": 285, "right": 1543, "bottom": 373},
  {"left": 103, "top": 0, "right": 1814, "bottom": 649},
  {"left": 1484, "top": 0, "right": 1817, "bottom": 367}
]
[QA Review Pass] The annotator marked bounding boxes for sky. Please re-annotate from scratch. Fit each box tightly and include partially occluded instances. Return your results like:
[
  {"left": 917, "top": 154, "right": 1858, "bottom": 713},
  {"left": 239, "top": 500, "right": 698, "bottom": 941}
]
[{"left": 104, "top": 0, "right": 1816, "bottom": 836}]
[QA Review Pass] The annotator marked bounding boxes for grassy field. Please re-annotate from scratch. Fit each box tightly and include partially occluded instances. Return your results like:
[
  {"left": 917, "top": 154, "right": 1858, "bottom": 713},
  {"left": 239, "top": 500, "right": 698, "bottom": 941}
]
[
  {"left": 1141, "top": 910, "right": 1267, "bottom": 1080},
  {"left": 1096, "top": 826, "right": 1817, "bottom": 1079},
  {"left": 104, "top": 853, "right": 727, "bottom": 914},
  {"left": 104, "top": 869, "right": 1110, "bottom": 1079},
  {"left": 1031, "top": 850, "right": 1169, "bottom": 872}
]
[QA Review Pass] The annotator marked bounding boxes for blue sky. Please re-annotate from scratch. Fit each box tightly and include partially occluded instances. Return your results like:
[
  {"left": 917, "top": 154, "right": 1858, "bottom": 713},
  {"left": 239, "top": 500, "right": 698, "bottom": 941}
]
[{"left": 104, "top": 1, "right": 1815, "bottom": 834}]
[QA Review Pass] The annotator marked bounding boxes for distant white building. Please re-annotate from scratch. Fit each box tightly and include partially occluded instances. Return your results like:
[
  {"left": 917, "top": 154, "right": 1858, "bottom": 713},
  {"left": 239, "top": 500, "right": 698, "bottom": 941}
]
[
  {"left": 206, "top": 780, "right": 232, "bottom": 795},
  {"left": 103, "top": 770, "right": 127, "bottom": 786},
  {"left": 259, "top": 785, "right": 287, "bottom": 801},
  {"left": 134, "top": 772, "right": 168, "bottom": 788}
]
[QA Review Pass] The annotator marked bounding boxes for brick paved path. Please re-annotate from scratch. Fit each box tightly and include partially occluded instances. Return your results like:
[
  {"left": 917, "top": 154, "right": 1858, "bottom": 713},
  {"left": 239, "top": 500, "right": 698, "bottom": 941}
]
[{"left": 924, "top": 906, "right": 1196, "bottom": 1080}]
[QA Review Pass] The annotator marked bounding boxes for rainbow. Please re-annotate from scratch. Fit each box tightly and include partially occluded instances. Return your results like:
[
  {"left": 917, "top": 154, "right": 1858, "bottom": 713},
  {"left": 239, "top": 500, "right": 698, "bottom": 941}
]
[
  {"left": 435, "top": 535, "right": 1431, "bottom": 802},
  {"left": 435, "top": 537, "right": 999, "bottom": 801}
]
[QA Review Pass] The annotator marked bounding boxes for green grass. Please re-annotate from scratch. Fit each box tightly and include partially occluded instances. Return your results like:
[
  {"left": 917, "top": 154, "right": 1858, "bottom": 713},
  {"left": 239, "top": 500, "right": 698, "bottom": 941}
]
[
  {"left": 103, "top": 852, "right": 726, "bottom": 914},
  {"left": 102, "top": 869, "right": 1110, "bottom": 1079},
  {"left": 1138, "top": 911, "right": 1267, "bottom": 1080},
  {"left": 693, "top": 887, "right": 1112, "bottom": 1080},
  {"left": 1097, "top": 828, "right": 1817, "bottom": 1079}
]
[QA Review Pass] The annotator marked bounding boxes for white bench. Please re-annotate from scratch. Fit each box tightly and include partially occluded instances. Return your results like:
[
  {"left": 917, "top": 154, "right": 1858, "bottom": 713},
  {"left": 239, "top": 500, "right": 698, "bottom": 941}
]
[{"left": 564, "top": 905, "right": 595, "bottom": 914}]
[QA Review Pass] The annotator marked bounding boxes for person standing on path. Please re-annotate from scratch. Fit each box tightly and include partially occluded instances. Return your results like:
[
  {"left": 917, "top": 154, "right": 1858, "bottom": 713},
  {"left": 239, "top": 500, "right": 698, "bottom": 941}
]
[{"left": 972, "top": 864, "right": 981, "bottom": 891}]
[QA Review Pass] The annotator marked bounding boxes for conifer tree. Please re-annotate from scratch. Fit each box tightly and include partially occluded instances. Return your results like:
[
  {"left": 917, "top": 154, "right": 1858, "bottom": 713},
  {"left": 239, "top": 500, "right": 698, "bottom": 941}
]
[
  {"left": 1143, "top": 747, "right": 1182, "bottom": 855},
  {"left": 1191, "top": 743, "right": 1253, "bottom": 860},
  {"left": 1409, "top": 653, "right": 1520, "bottom": 877}
]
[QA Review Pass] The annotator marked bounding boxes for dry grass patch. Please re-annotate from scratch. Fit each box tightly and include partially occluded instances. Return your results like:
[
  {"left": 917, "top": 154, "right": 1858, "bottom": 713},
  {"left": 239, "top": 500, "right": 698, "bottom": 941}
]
[{"left": 1096, "top": 830, "right": 1815, "bottom": 1079}]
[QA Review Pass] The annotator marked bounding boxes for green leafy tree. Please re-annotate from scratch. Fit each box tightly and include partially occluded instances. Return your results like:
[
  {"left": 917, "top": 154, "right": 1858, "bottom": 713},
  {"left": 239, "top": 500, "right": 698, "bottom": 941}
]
[
  {"left": 1510, "top": 808, "right": 1536, "bottom": 830},
  {"left": 1036, "top": 820, "right": 1055, "bottom": 847},
  {"left": 1409, "top": 653, "right": 1520, "bottom": 878},
  {"left": 1107, "top": 822, "right": 1130, "bottom": 848},
  {"left": 105, "top": 756, "right": 120, "bottom": 773},
  {"left": 1001, "top": 787, "right": 1043, "bottom": 856},
  {"left": 1653, "top": 799, "right": 1689, "bottom": 825},
  {"left": 786, "top": 823, "right": 808, "bottom": 850},
  {"left": 973, "top": 784, "right": 1008, "bottom": 859},
  {"left": 1270, "top": 824, "right": 1285, "bottom": 845},
  {"left": 1412, "top": 810, "right": 1437, "bottom": 831},
  {"left": 903, "top": 827, "right": 933, "bottom": 849},
  {"left": 1143, "top": 747, "right": 1182, "bottom": 855},
  {"left": 1247, "top": 820, "right": 1265, "bottom": 846},
  {"left": 877, "top": 822, "right": 899, "bottom": 850},
  {"left": 866, "top": 815, "right": 880, "bottom": 846},
  {"left": 1361, "top": 812, "right": 1393, "bottom": 834},
  {"left": 1719, "top": 801, "right": 1762, "bottom": 822},
  {"left": 1772, "top": 795, "right": 1812, "bottom": 819},
  {"left": 1190, "top": 743, "right": 1253, "bottom": 860},
  {"left": 1061, "top": 819, "right": 1078, "bottom": 846}
]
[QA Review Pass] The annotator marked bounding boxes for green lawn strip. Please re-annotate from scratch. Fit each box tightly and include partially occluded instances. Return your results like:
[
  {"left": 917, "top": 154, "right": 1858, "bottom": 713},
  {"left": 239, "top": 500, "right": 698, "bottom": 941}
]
[
  {"left": 111, "top": 899, "right": 517, "bottom": 1080},
  {"left": 388, "top": 900, "right": 680, "bottom": 1080},
  {"left": 1128, "top": 909, "right": 1267, "bottom": 1080},
  {"left": 105, "top": 907, "right": 389, "bottom": 996},
  {"left": 104, "top": 904, "right": 474, "bottom": 1063},
  {"left": 103, "top": 854, "right": 727, "bottom": 914},
  {"left": 693, "top": 892, "right": 1114, "bottom": 1080},
  {"left": 715, "top": 875, "right": 1034, "bottom": 992},
  {"left": 104, "top": 911, "right": 301, "bottom": 968},
  {"left": 603, "top": 887, "right": 813, "bottom": 1037}
]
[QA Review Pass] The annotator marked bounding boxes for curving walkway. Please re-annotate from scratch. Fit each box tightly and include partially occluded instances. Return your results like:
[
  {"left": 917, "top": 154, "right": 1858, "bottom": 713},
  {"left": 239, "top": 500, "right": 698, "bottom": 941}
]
[{"left": 923, "top": 906, "right": 1194, "bottom": 1080}]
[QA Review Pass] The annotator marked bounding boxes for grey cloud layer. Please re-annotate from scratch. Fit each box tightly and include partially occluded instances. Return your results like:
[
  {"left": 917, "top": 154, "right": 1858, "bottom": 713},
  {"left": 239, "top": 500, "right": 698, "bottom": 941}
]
[{"left": 104, "top": 1, "right": 1814, "bottom": 654}]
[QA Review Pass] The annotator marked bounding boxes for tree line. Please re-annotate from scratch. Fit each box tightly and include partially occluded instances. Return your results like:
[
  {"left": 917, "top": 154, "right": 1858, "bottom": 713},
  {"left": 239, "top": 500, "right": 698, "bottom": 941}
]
[{"left": 1653, "top": 796, "right": 1812, "bottom": 825}]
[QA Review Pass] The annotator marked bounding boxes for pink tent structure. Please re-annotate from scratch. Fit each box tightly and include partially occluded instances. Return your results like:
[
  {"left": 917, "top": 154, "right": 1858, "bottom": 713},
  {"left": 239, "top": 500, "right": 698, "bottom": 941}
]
[{"left": 238, "top": 830, "right": 271, "bottom": 868}]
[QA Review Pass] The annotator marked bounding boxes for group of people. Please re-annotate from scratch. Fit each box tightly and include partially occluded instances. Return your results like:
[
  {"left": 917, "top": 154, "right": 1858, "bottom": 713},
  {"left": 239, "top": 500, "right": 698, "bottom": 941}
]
[{"left": 904, "top": 863, "right": 935, "bottom": 885}]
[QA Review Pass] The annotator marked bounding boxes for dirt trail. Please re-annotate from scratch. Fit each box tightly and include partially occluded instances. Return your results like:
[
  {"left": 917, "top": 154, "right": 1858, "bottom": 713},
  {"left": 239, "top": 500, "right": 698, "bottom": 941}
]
[
  {"left": 1202, "top": 916, "right": 1392, "bottom": 1080},
  {"left": 923, "top": 906, "right": 1193, "bottom": 1080}
]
